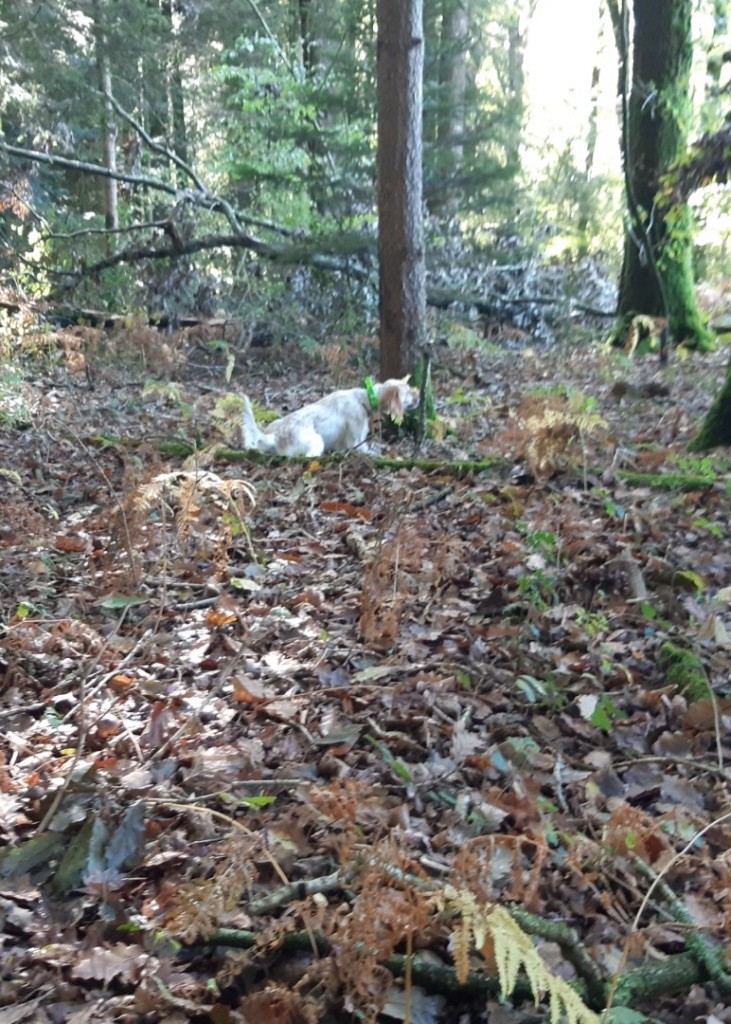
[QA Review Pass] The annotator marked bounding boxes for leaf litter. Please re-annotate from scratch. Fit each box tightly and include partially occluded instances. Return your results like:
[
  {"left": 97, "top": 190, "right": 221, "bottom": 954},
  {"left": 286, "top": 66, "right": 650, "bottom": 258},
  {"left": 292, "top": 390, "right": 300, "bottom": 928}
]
[{"left": 0, "top": 318, "right": 730, "bottom": 1024}]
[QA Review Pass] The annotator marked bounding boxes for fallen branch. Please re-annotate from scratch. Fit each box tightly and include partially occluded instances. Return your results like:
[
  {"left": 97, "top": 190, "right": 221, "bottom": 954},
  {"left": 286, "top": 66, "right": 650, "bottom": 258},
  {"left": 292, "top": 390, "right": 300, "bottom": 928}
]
[
  {"left": 427, "top": 286, "right": 615, "bottom": 317},
  {"left": 204, "top": 926, "right": 519, "bottom": 1000},
  {"left": 616, "top": 470, "right": 721, "bottom": 491},
  {"left": 201, "top": 924, "right": 706, "bottom": 1008},
  {"left": 88, "top": 434, "right": 504, "bottom": 475},
  {"left": 4, "top": 141, "right": 611, "bottom": 314},
  {"left": 631, "top": 858, "right": 731, "bottom": 995}
]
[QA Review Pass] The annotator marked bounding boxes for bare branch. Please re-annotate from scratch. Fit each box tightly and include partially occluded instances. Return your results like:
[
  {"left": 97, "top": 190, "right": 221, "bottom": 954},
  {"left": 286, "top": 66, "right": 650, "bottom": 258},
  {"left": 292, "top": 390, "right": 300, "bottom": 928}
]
[
  {"left": 242, "top": 0, "right": 296, "bottom": 78},
  {"left": 2, "top": 142, "right": 178, "bottom": 196},
  {"left": 103, "top": 92, "right": 244, "bottom": 235},
  {"left": 61, "top": 230, "right": 370, "bottom": 286},
  {"left": 48, "top": 219, "right": 171, "bottom": 241},
  {"left": 2, "top": 141, "right": 302, "bottom": 244}
]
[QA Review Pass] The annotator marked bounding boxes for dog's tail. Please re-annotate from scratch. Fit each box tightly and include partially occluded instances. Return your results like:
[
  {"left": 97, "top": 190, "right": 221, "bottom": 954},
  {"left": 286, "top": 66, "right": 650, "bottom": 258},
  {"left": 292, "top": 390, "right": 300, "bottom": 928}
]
[{"left": 241, "top": 395, "right": 276, "bottom": 452}]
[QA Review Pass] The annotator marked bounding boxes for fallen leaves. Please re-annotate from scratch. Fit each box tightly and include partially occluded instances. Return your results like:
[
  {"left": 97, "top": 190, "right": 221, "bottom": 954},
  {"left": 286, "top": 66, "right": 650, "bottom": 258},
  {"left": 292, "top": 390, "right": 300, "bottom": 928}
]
[{"left": 0, "top": 333, "right": 729, "bottom": 1023}]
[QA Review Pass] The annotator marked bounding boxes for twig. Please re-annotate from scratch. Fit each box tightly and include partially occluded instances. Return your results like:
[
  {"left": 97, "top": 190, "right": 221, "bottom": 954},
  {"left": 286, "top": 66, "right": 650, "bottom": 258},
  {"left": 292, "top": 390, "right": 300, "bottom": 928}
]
[
  {"left": 37, "top": 607, "right": 132, "bottom": 833},
  {"left": 247, "top": 869, "right": 343, "bottom": 916},
  {"left": 613, "top": 755, "right": 730, "bottom": 783}
]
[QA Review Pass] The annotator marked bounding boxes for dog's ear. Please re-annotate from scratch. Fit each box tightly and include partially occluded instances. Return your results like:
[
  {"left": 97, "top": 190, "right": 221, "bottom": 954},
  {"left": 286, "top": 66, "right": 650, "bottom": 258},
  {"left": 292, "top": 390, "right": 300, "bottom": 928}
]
[{"left": 379, "top": 383, "right": 405, "bottom": 421}]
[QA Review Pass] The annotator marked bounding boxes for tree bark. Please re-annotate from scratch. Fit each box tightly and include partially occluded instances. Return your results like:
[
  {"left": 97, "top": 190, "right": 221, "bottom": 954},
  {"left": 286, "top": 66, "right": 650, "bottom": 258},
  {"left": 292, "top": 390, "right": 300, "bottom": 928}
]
[
  {"left": 614, "top": 0, "right": 713, "bottom": 350},
  {"left": 93, "top": 0, "right": 119, "bottom": 236},
  {"left": 577, "top": 4, "right": 605, "bottom": 254},
  {"left": 161, "top": 0, "right": 189, "bottom": 187},
  {"left": 377, "top": 0, "right": 427, "bottom": 379},
  {"left": 434, "top": 0, "right": 469, "bottom": 212},
  {"left": 505, "top": 4, "right": 530, "bottom": 173}
]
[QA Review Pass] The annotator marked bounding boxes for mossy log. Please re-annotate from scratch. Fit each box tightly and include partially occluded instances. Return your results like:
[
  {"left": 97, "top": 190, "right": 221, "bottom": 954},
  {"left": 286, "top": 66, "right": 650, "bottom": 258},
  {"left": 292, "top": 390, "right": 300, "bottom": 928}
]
[
  {"left": 91, "top": 435, "right": 501, "bottom": 475},
  {"left": 90, "top": 436, "right": 729, "bottom": 489},
  {"left": 615, "top": 470, "right": 720, "bottom": 491},
  {"left": 202, "top": 926, "right": 706, "bottom": 1010}
]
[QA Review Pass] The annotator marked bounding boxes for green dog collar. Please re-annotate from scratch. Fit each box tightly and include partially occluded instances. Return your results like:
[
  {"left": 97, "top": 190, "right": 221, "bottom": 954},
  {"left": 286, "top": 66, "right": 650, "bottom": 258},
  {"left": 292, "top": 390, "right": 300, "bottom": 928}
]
[{"left": 364, "top": 376, "right": 379, "bottom": 410}]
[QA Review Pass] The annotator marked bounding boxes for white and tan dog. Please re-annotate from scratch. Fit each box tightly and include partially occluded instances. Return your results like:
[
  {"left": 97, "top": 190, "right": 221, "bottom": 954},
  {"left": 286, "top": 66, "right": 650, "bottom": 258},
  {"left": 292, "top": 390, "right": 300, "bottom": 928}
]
[{"left": 241, "top": 377, "right": 419, "bottom": 457}]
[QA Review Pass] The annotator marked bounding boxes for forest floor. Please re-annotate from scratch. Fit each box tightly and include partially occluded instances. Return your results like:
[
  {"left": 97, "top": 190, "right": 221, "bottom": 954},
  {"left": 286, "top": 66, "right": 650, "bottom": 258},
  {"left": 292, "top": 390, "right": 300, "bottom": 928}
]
[{"left": 0, "top": 307, "right": 730, "bottom": 1024}]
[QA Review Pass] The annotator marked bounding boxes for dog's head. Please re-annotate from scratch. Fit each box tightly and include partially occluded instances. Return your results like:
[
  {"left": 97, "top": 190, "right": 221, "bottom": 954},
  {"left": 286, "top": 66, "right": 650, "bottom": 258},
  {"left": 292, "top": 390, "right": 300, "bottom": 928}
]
[{"left": 378, "top": 377, "right": 420, "bottom": 422}]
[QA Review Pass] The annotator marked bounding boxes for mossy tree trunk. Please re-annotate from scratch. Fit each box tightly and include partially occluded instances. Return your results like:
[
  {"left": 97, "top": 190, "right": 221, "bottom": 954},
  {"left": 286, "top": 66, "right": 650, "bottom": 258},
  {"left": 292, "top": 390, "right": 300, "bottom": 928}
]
[
  {"left": 614, "top": 0, "right": 714, "bottom": 351},
  {"left": 689, "top": 351, "right": 731, "bottom": 450}
]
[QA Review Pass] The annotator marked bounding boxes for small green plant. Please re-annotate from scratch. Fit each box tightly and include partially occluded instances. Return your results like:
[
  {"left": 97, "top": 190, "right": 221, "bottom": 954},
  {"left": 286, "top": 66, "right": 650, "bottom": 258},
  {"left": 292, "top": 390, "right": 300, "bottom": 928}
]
[
  {"left": 593, "top": 487, "right": 626, "bottom": 520},
  {"left": 219, "top": 792, "right": 277, "bottom": 809},
  {"left": 298, "top": 335, "right": 319, "bottom": 354},
  {"left": 0, "top": 365, "right": 31, "bottom": 427},
  {"left": 691, "top": 516, "right": 724, "bottom": 538},
  {"left": 668, "top": 452, "right": 718, "bottom": 483},
  {"left": 444, "top": 323, "right": 499, "bottom": 354},
  {"left": 516, "top": 520, "right": 560, "bottom": 560},
  {"left": 575, "top": 608, "right": 610, "bottom": 638},
  {"left": 212, "top": 392, "right": 245, "bottom": 443},
  {"left": 364, "top": 734, "right": 411, "bottom": 782},
  {"left": 517, "top": 567, "right": 558, "bottom": 611},
  {"left": 514, "top": 674, "right": 564, "bottom": 708},
  {"left": 589, "top": 694, "right": 626, "bottom": 733},
  {"left": 248, "top": 399, "right": 280, "bottom": 425}
]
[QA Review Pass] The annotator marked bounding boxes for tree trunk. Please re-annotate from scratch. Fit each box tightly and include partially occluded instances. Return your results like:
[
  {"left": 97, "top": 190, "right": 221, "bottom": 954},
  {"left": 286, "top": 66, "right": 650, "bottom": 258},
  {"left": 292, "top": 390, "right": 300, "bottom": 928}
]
[
  {"left": 377, "top": 0, "right": 427, "bottom": 379},
  {"left": 577, "top": 4, "right": 604, "bottom": 255},
  {"left": 161, "top": 0, "right": 189, "bottom": 185},
  {"left": 434, "top": 0, "right": 468, "bottom": 212},
  {"left": 614, "top": 0, "right": 713, "bottom": 350},
  {"left": 93, "top": 1, "right": 118, "bottom": 236},
  {"left": 689, "top": 352, "right": 731, "bottom": 450},
  {"left": 505, "top": 4, "right": 529, "bottom": 173},
  {"left": 297, "top": 0, "right": 317, "bottom": 74}
]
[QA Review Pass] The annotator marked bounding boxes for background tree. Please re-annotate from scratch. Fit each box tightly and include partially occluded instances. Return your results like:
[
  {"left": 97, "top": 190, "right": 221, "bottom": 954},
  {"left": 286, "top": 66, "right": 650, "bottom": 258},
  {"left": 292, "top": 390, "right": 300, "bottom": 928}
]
[
  {"left": 376, "top": 0, "right": 427, "bottom": 379},
  {"left": 609, "top": 0, "right": 714, "bottom": 350}
]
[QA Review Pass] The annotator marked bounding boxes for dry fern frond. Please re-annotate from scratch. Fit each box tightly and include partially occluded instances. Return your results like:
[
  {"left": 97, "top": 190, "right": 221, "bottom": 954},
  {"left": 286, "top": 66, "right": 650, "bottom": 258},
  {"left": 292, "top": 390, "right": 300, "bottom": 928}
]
[
  {"left": 504, "top": 393, "right": 606, "bottom": 479},
  {"left": 334, "top": 866, "right": 430, "bottom": 1023},
  {"left": 135, "top": 469, "right": 255, "bottom": 514},
  {"left": 159, "top": 839, "right": 256, "bottom": 942},
  {"left": 604, "top": 803, "right": 668, "bottom": 864},
  {"left": 359, "top": 533, "right": 408, "bottom": 647},
  {"left": 437, "top": 887, "right": 600, "bottom": 1024},
  {"left": 239, "top": 982, "right": 320, "bottom": 1024},
  {"left": 133, "top": 469, "right": 256, "bottom": 560}
]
